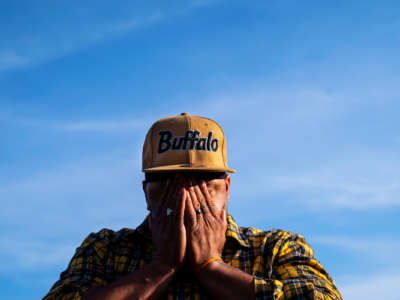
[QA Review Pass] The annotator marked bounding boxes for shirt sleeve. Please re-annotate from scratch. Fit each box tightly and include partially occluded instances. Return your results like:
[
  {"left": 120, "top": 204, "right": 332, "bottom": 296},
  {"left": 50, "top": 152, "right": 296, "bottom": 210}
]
[
  {"left": 42, "top": 230, "right": 111, "bottom": 300},
  {"left": 253, "top": 232, "right": 342, "bottom": 300}
]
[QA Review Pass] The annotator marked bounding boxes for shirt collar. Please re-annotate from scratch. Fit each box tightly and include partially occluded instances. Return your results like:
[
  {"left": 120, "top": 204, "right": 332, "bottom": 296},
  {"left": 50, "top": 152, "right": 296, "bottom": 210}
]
[
  {"left": 136, "top": 213, "right": 251, "bottom": 248},
  {"left": 226, "top": 214, "right": 251, "bottom": 248},
  {"left": 136, "top": 215, "right": 152, "bottom": 240}
]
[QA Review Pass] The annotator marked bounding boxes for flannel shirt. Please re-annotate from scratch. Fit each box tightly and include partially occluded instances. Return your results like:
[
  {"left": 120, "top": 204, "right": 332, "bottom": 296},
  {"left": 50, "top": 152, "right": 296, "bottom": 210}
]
[{"left": 43, "top": 215, "right": 342, "bottom": 300}]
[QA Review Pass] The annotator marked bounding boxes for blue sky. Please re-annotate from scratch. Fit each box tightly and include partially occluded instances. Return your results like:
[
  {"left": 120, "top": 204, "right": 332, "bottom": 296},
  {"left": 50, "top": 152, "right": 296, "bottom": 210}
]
[{"left": 1, "top": 1, "right": 400, "bottom": 299}]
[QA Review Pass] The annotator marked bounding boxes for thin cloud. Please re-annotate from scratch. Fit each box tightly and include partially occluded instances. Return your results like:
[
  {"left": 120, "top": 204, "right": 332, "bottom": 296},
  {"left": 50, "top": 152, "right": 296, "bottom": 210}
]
[
  {"left": 111, "top": 12, "right": 165, "bottom": 33},
  {"left": 56, "top": 119, "right": 150, "bottom": 132},
  {"left": 191, "top": 0, "right": 221, "bottom": 6},
  {"left": 338, "top": 273, "right": 400, "bottom": 300},
  {"left": 0, "top": 237, "right": 76, "bottom": 270},
  {"left": 266, "top": 171, "right": 400, "bottom": 210},
  {"left": 0, "top": 51, "right": 29, "bottom": 71},
  {"left": 0, "top": 1, "right": 221, "bottom": 72},
  {"left": 0, "top": 11, "right": 165, "bottom": 72},
  {"left": 4, "top": 115, "right": 151, "bottom": 132},
  {"left": 312, "top": 236, "right": 400, "bottom": 299},
  {"left": 311, "top": 236, "right": 400, "bottom": 261},
  {"left": 231, "top": 169, "right": 400, "bottom": 211},
  {"left": 0, "top": 150, "right": 146, "bottom": 232}
]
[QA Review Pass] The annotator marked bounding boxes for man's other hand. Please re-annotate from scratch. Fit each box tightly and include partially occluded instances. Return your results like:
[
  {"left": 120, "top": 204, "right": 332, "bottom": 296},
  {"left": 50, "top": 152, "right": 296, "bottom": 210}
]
[
  {"left": 184, "top": 178, "right": 228, "bottom": 272},
  {"left": 150, "top": 178, "right": 187, "bottom": 271}
]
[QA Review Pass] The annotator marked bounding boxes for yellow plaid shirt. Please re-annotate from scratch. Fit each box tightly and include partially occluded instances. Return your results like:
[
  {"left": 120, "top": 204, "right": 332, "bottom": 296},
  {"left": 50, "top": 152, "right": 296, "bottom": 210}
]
[{"left": 43, "top": 215, "right": 342, "bottom": 300}]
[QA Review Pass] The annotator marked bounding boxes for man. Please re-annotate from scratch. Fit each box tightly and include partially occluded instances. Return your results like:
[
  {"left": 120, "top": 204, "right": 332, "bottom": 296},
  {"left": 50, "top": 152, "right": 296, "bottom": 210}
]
[{"left": 43, "top": 113, "right": 342, "bottom": 300}]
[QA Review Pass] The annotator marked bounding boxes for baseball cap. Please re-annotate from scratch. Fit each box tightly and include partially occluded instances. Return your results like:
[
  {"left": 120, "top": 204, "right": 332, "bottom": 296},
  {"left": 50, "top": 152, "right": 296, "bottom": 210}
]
[{"left": 142, "top": 112, "right": 236, "bottom": 173}]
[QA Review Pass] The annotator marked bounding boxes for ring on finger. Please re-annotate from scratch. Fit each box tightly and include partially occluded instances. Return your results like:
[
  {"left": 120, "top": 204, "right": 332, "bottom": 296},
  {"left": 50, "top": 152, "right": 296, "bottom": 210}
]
[{"left": 195, "top": 208, "right": 202, "bottom": 215}]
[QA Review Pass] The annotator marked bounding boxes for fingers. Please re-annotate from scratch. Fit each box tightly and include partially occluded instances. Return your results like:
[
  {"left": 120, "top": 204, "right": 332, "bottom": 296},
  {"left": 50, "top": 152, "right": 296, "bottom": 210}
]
[
  {"left": 220, "top": 208, "right": 228, "bottom": 228},
  {"left": 164, "top": 179, "right": 179, "bottom": 212},
  {"left": 186, "top": 179, "right": 201, "bottom": 211},
  {"left": 185, "top": 178, "right": 221, "bottom": 220},
  {"left": 185, "top": 185, "right": 197, "bottom": 228},
  {"left": 154, "top": 177, "right": 180, "bottom": 221},
  {"left": 176, "top": 186, "right": 186, "bottom": 225},
  {"left": 153, "top": 179, "right": 172, "bottom": 219},
  {"left": 199, "top": 180, "right": 219, "bottom": 217},
  {"left": 192, "top": 180, "right": 210, "bottom": 215}
]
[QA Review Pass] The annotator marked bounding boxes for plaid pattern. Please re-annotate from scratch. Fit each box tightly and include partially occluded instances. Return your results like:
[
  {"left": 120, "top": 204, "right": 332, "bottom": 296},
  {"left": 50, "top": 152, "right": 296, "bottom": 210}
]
[{"left": 43, "top": 215, "right": 342, "bottom": 300}]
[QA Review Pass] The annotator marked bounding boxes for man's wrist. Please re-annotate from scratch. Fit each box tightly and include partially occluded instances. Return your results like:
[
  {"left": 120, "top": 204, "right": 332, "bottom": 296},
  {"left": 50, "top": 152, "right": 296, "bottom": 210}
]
[
  {"left": 150, "top": 260, "right": 178, "bottom": 276},
  {"left": 195, "top": 257, "right": 225, "bottom": 279},
  {"left": 194, "top": 257, "right": 223, "bottom": 276}
]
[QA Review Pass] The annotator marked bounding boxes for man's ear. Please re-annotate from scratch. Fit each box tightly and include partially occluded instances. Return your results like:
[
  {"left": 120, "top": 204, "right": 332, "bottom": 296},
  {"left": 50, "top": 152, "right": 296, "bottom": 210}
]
[
  {"left": 142, "top": 181, "right": 151, "bottom": 210},
  {"left": 225, "top": 174, "right": 231, "bottom": 200},
  {"left": 142, "top": 180, "right": 147, "bottom": 193},
  {"left": 143, "top": 181, "right": 152, "bottom": 231},
  {"left": 142, "top": 180, "right": 148, "bottom": 200}
]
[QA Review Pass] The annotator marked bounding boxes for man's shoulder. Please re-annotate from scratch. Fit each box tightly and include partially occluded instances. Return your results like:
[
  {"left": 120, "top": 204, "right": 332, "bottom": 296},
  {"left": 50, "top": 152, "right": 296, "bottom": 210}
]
[
  {"left": 84, "top": 227, "right": 136, "bottom": 239},
  {"left": 227, "top": 215, "right": 308, "bottom": 250},
  {"left": 238, "top": 225, "right": 309, "bottom": 249},
  {"left": 78, "top": 227, "right": 141, "bottom": 250},
  {"left": 245, "top": 226, "right": 305, "bottom": 239}
]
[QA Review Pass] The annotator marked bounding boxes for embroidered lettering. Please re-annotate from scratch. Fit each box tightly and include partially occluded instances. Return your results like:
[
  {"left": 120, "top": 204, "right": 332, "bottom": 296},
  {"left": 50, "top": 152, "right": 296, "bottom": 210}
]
[
  {"left": 158, "top": 131, "right": 173, "bottom": 153},
  {"left": 157, "top": 130, "right": 218, "bottom": 154}
]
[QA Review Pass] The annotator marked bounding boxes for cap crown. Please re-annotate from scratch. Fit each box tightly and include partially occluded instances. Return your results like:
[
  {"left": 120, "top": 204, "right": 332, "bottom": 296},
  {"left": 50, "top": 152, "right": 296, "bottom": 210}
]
[{"left": 142, "top": 113, "right": 235, "bottom": 173}]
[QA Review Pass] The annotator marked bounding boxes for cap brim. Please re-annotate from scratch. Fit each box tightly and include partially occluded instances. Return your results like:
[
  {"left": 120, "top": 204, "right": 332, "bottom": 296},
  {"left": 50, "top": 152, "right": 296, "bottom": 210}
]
[{"left": 143, "top": 164, "right": 236, "bottom": 173}]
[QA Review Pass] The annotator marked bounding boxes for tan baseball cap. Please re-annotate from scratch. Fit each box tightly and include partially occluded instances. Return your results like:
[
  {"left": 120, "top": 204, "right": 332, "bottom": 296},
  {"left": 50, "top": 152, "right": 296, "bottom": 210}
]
[{"left": 142, "top": 113, "right": 236, "bottom": 173}]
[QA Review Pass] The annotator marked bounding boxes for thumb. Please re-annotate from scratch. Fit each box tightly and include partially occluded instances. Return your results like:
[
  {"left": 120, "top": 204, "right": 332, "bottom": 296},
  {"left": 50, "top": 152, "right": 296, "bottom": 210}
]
[
  {"left": 178, "top": 188, "right": 186, "bottom": 224},
  {"left": 220, "top": 209, "right": 228, "bottom": 233},
  {"left": 220, "top": 209, "right": 227, "bottom": 223}
]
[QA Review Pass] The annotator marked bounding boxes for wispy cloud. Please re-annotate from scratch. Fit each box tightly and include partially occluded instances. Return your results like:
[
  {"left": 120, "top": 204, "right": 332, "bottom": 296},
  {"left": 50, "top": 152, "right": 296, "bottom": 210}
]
[
  {"left": 191, "top": 0, "right": 221, "bottom": 6},
  {"left": 230, "top": 160, "right": 400, "bottom": 211},
  {"left": 311, "top": 235, "right": 400, "bottom": 262},
  {"left": 56, "top": 119, "right": 150, "bottom": 132},
  {"left": 77, "top": 12, "right": 166, "bottom": 47},
  {"left": 0, "top": 1, "right": 221, "bottom": 72},
  {"left": 3, "top": 115, "right": 151, "bottom": 132},
  {"left": 0, "top": 237, "right": 76, "bottom": 270},
  {"left": 263, "top": 170, "right": 400, "bottom": 210},
  {"left": 110, "top": 12, "right": 165, "bottom": 34},
  {"left": 338, "top": 273, "right": 400, "bottom": 300},
  {"left": 311, "top": 236, "right": 400, "bottom": 299},
  {"left": 0, "top": 51, "right": 30, "bottom": 71},
  {"left": 0, "top": 152, "right": 146, "bottom": 234},
  {"left": 0, "top": 11, "right": 164, "bottom": 72}
]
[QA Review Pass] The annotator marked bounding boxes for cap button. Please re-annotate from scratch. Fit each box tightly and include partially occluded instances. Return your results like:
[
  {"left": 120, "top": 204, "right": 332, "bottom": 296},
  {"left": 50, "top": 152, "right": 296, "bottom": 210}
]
[{"left": 180, "top": 112, "right": 189, "bottom": 116}]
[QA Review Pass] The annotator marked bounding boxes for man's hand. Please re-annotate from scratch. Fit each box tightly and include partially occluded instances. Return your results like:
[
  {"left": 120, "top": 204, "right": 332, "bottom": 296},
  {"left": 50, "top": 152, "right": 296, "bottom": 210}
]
[
  {"left": 184, "top": 179, "right": 228, "bottom": 271},
  {"left": 83, "top": 178, "right": 188, "bottom": 300},
  {"left": 150, "top": 178, "right": 187, "bottom": 271}
]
